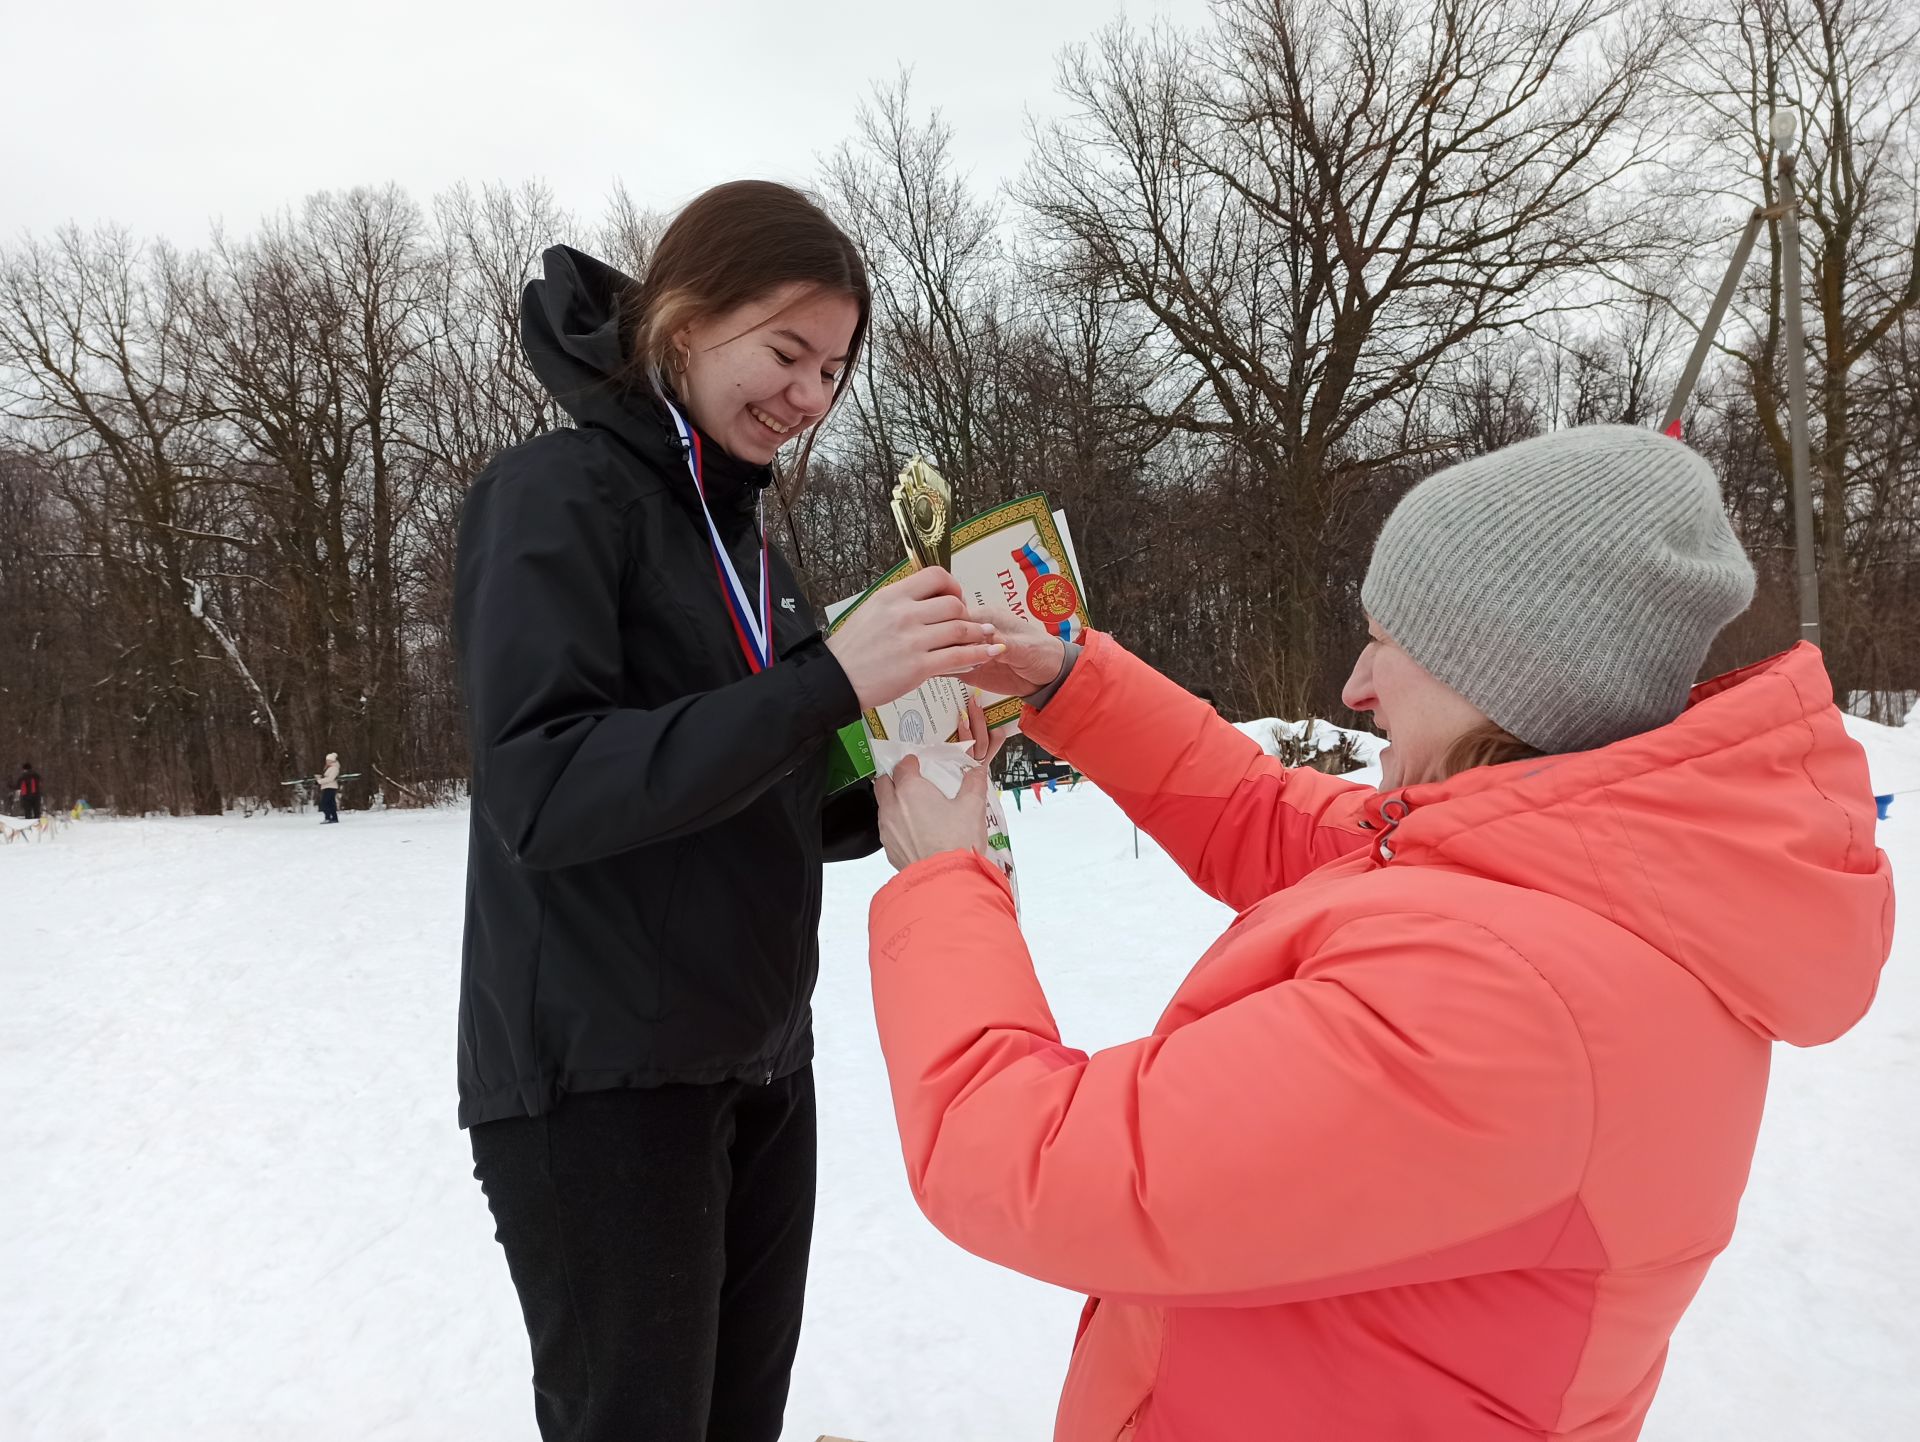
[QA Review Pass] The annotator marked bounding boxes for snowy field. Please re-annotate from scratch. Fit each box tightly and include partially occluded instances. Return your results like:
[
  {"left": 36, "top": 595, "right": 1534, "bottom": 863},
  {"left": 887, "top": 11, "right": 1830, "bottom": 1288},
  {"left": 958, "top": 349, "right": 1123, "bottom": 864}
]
[{"left": 3, "top": 731, "right": 1915, "bottom": 1441}]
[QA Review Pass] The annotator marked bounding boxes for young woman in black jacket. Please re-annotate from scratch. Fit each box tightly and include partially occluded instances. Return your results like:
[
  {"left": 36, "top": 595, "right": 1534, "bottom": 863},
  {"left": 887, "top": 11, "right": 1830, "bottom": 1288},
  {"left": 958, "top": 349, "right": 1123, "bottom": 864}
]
[{"left": 455, "top": 181, "right": 1001, "bottom": 1442}]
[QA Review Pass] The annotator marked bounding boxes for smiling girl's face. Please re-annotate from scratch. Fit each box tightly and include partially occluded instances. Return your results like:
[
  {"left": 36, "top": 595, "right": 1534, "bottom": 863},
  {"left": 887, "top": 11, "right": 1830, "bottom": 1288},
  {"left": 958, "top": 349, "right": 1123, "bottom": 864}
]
[{"left": 672, "top": 283, "right": 859, "bottom": 465}]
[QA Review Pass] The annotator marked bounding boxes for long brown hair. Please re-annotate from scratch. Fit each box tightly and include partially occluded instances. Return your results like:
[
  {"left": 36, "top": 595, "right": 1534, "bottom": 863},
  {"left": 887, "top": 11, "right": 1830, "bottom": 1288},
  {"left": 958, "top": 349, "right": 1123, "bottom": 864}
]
[
  {"left": 1439, "top": 721, "right": 1543, "bottom": 779},
  {"left": 620, "top": 180, "right": 870, "bottom": 495}
]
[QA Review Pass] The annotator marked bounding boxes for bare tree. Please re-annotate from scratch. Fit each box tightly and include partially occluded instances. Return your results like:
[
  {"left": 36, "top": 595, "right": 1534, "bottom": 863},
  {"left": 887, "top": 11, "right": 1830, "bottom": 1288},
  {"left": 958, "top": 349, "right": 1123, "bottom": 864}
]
[
  {"left": 308, "top": 187, "right": 434, "bottom": 806},
  {"left": 1673, "top": 0, "right": 1920, "bottom": 698},
  {"left": 1022, "top": 0, "right": 1679, "bottom": 712},
  {"left": 824, "top": 77, "right": 1011, "bottom": 506},
  {"left": 0, "top": 229, "right": 232, "bottom": 812}
]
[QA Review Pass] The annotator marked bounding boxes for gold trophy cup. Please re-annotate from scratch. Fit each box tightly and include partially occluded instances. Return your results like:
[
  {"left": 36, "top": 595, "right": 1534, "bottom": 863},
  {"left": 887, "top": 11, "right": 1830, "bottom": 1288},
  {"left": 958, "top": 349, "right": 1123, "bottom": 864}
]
[{"left": 891, "top": 455, "right": 953, "bottom": 573}]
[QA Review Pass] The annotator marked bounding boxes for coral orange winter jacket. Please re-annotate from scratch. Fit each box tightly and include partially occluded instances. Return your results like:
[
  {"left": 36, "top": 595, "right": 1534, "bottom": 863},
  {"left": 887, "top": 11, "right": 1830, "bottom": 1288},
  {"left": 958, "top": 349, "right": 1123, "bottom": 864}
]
[{"left": 867, "top": 633, "right": 1892, "bottom": 1440}]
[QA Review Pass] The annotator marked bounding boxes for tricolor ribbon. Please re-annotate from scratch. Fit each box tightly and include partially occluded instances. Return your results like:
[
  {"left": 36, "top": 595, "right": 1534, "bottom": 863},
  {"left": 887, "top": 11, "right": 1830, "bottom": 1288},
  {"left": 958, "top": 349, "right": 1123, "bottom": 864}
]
[{"left": 662, "top": 398, "right": 772, "bottom": 673}]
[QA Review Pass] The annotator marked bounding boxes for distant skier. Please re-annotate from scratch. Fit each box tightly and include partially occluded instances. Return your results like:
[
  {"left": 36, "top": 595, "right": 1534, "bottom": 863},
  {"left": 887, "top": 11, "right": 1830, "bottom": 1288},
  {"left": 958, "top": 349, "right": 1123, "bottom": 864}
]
[
  {"left": 15, "top": 762, "right": 42, "bottom": 821},
  {"left": 315, "top": 753, "right": 340, "bottom": 824}
]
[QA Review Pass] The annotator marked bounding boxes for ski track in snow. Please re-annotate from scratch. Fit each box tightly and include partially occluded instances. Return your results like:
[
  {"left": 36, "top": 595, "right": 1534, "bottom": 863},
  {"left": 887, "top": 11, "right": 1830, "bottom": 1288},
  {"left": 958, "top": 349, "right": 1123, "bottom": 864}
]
[{"left": 3, "top": 759, "right": 1913, "bottom": 1440}]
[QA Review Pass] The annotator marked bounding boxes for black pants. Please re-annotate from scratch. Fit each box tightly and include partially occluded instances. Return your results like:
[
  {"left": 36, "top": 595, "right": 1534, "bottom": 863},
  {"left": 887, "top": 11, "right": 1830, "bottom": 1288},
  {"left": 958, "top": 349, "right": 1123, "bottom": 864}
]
[
  {"left": 21, "top": 795, "right": 40, "bottom": 821},
  {"left": 470, "top": 1072, "right": 817, "bottom": 1442},
  {"left": 319, "top": 788, "right": 338, "bottom": 822}
]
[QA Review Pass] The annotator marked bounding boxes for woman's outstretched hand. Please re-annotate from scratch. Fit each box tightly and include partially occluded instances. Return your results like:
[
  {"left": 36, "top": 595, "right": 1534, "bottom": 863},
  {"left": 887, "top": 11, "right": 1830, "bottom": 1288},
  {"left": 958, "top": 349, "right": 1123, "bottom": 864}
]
[
  {"left": 825, "top": 567, "right": 1002, "bottom": 709},
  {"left": 948, "top": 605, "right": 1067, "bottom": 699},
  {"left": 875, "top": 754, "right": 992, "bottom": 873}
]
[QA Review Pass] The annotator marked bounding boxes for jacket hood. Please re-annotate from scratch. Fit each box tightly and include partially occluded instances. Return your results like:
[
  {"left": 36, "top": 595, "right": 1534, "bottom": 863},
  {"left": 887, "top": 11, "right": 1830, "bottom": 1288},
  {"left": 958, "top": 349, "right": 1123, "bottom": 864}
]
[
  {"left": 1375, "top": 644, "right": 1893, "bottom": 1046},
  {"left": 519, "top": 246, "right": 770, "bottom": 511},
  {"left": 520, "top": 245, "right": 648, "bottom": 441}
]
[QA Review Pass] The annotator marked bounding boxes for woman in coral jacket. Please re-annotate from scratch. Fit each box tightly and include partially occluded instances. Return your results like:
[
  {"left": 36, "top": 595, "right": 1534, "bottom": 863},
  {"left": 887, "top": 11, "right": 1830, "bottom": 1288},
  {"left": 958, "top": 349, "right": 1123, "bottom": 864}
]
[{"left": 867, "top": 426, "right": 1894, "bottom": 1441}]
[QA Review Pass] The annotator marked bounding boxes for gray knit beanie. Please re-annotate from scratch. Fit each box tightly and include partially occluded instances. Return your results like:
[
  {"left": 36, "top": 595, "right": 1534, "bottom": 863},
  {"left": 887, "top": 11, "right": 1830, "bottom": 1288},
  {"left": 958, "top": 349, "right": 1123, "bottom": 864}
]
[{"left": 1360, "top": 426, "right": 1756, "bottom": 754}]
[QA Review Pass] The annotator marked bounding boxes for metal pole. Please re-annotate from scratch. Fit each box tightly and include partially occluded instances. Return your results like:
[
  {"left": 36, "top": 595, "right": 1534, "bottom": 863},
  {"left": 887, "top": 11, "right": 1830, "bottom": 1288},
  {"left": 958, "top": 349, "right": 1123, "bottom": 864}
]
[
  {"left": 1661, "top": 209, "right": 1767, "bottom": 434},
  {"left": 1777, "top": 150, "right": 1823, "bottom": 649}
]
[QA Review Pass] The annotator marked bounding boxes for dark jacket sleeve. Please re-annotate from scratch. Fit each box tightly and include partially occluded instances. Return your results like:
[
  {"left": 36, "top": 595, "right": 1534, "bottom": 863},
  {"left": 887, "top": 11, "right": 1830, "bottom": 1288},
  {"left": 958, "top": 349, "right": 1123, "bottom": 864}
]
[
  {"left": 455, "top": 441, "right": 862, "bottom": 870},
  {"left": 821, "top": 779, "right": 881, "bottom": 862}
]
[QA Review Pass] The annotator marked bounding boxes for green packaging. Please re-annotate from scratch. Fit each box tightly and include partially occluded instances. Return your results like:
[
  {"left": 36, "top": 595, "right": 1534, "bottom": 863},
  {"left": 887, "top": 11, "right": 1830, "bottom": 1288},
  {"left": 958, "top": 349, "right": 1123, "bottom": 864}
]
[{"left": 825, "top": 720, "right": 877, "bottom": 794}]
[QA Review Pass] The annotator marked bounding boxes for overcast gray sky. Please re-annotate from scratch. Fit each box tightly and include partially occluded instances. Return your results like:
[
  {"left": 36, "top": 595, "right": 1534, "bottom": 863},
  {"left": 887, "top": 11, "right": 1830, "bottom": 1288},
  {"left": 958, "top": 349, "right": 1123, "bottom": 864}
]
[{"left": 6, "top": 0, "right": 1211, "bottom": 244}]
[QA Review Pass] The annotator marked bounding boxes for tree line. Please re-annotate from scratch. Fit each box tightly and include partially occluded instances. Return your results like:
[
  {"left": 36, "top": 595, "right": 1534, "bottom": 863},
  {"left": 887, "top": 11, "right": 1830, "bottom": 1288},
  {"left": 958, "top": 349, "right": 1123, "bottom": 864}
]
[{"left": 3, "top": 0, "right": 1915, "bottom": 814}]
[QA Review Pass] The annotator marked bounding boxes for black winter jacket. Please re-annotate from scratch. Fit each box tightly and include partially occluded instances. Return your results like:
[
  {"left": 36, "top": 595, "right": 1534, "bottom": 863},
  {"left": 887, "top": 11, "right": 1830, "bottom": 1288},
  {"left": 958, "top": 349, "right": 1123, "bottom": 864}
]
[{"left": 453, "top": 246, "right": 878, "bottom": 1128}]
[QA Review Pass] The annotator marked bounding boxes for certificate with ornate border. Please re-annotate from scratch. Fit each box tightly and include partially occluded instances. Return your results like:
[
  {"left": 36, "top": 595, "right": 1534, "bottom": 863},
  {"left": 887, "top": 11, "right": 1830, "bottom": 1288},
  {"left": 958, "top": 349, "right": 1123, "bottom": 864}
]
[{"left": 823, "top": 494, "right": 1091, "bottom": 788}]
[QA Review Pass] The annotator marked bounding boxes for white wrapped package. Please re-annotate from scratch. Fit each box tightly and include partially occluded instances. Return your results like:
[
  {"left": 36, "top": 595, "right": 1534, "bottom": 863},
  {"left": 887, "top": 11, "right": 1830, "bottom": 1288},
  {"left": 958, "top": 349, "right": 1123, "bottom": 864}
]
[
  {"left": 869, "top": 740, "right": 1021, "bottom": 912},
  {"left": 869, "top": 739, "right": 978, "bottom": 799}
]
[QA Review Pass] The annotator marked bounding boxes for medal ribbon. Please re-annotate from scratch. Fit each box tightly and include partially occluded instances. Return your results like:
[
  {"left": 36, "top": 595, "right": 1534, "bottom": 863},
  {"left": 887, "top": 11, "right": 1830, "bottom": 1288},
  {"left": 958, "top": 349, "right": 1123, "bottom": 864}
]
[{"left": 663, "top": 399, "right": 772, "bottom": 672}]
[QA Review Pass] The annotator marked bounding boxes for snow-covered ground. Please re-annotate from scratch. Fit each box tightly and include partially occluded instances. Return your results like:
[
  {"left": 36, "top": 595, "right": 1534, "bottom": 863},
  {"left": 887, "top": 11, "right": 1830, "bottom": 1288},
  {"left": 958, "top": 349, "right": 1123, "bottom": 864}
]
[{"left": 4, "top": 735, "right": 1914, "bottom": 1441}]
